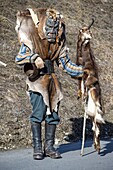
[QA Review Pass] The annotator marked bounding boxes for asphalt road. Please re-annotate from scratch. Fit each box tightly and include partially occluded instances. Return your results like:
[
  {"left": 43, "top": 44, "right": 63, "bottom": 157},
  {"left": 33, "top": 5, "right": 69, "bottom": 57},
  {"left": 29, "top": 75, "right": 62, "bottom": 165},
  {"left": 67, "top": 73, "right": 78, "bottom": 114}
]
[{"left": 0, "top": 139, "right": 113, "bottom": 170}]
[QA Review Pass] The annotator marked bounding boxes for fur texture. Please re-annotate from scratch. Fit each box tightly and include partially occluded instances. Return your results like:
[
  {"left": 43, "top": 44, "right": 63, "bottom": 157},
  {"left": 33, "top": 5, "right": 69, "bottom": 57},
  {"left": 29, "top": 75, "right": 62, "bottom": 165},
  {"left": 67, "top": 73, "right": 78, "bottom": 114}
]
[
  {"left": 76, "top": 22, "right": 105, "bottom": 153},
  {"left": 15, "top": 8, "right": 65, "bottom": 115}
]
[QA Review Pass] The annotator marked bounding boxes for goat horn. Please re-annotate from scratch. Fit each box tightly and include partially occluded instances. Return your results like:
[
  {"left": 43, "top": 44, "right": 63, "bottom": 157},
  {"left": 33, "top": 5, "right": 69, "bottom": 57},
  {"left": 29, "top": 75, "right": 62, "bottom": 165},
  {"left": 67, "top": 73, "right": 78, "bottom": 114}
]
[{"left": 88, "top": 18, "right": 95, "bottom": 29}]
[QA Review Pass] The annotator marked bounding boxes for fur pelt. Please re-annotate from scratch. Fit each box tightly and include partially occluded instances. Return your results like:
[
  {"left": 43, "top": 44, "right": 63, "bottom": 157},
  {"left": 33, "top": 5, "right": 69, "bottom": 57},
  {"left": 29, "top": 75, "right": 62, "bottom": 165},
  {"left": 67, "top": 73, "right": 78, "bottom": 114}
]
[
  {"left": 26, "top": 73, "right": 63, "bottom": 114},
  {"left": 76, "top": 25, "right": 105, "bottom": 154},
  {"left": 15, "top": 8, "right": 65, "bottom": 114}
]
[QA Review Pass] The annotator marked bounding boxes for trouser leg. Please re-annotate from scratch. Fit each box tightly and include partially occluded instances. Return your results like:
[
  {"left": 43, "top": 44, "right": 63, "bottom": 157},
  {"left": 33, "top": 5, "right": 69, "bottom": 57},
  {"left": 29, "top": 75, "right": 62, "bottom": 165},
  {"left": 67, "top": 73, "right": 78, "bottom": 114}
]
[
  {"left": 29, "top": 91, "right": 61, "bottom": 159},
  {"left": 29, "top": 91, "right": 46, "bottom": 123}
]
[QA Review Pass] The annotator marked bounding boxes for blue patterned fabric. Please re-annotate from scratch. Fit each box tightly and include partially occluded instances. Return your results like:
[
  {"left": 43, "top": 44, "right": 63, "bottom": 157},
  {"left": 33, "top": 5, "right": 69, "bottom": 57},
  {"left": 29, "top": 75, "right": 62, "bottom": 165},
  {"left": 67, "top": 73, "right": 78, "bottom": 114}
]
[
  {"left": 15, "top": 43, "right": 33, "bottom": 64},
  {"left": 59, "top": 54, "right": 83, "bottom": 77},
  {"left": 15, "top": 43, "right": 83, "bottom": 77}
]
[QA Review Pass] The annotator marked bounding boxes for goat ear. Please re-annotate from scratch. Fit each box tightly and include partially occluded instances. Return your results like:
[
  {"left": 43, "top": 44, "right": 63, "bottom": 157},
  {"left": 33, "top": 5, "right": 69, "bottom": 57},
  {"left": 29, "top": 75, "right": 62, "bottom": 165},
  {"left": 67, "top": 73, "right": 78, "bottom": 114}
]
[{"left": 85, "top": 75, "right": 98, "bottom": 86}]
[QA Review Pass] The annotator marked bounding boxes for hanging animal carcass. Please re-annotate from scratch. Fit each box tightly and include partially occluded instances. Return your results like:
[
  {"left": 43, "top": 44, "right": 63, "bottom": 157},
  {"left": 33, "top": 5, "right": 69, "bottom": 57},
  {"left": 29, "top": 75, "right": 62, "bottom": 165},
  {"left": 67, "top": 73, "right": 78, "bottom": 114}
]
[{"left": 75, "top": 19, "right": 105, "bottom": 155}]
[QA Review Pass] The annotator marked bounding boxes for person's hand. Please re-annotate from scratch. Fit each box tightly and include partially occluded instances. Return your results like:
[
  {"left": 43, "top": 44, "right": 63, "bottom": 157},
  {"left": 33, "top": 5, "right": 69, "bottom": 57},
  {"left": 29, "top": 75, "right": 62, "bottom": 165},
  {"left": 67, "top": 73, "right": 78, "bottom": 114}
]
[{"left": 35, "top": 57, "right": 44, "bottom": 69}]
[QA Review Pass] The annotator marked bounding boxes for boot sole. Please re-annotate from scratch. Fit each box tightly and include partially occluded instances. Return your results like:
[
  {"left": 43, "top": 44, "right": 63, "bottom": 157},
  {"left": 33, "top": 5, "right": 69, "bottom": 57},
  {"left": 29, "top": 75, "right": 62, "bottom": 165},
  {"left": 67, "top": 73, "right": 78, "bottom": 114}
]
[{"left": 45, "top": 153, "right": 62, "bottom": 159}]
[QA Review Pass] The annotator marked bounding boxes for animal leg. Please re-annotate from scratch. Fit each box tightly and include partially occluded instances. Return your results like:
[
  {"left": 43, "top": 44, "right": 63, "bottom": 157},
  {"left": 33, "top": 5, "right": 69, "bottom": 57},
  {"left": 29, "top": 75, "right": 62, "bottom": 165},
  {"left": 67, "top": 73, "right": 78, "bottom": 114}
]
[
  {"left": 93, "top": 121, "right": 100, "bottom": 154},
  {"left": 77, "top": 79, "right": 82, "bottom": 99}
]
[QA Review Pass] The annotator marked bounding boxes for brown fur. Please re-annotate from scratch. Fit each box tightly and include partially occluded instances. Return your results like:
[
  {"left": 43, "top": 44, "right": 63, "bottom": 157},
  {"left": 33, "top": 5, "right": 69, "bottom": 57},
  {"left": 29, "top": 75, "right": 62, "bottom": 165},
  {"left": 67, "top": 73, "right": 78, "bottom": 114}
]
[
  {"left": 76, "top": 25, "right": 104, "bottom": 153},
  {"left": 15, "top": 8, "right": 65, "bottom": 114},
  {"left": 16, "top": 8, "right": 65, "bottom": 60}
]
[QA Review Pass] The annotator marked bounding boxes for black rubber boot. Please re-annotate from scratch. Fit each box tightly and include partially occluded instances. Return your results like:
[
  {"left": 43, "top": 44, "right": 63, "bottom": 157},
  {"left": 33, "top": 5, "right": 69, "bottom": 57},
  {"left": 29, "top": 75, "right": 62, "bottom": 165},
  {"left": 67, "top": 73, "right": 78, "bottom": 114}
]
[
  {"left": 44, "top": 123, "right": 61, "bottom": 159},
  {"left": 31, "top": 122, "right": 44, "bottom": 160}
]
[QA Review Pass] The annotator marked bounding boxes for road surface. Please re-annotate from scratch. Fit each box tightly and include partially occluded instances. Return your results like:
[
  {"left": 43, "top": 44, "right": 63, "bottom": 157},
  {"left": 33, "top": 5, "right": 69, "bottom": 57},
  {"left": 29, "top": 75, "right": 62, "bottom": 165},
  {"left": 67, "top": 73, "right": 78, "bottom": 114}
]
[{"left": 0, "top": 139, "right": 113, "bottom": 170}]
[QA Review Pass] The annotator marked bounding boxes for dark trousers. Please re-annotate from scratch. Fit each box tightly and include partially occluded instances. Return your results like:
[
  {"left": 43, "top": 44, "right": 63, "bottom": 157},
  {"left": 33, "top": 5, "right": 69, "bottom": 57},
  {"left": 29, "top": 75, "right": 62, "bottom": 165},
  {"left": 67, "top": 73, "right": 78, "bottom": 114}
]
[{"left": 29, "top": 91, "right": 60, "bottom": 125}]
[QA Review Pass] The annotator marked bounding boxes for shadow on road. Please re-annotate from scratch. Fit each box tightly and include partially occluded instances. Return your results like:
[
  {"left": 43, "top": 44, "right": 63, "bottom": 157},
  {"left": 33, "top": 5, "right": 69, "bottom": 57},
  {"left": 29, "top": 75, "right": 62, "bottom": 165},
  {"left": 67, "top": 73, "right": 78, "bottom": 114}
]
[
  {"left": 60, "top": 117, "right": 113, "bottom": 156},
  {"left": 100, "top": 139, "right": 113, "bottom": 156},
  {"left": 59, "top": 140, "right": 93, "bottom": 154},
  {"left": 59, "top": 138, "right": 113, "bottom": 157},
  {"left": 59, "top": 142, "right": 81, "bottom": 154}
]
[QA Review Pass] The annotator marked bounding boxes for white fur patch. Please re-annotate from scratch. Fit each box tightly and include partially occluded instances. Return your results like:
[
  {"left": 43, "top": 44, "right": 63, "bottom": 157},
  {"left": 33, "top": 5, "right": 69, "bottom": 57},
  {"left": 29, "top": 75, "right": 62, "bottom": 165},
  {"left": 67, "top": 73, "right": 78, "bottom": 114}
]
[
  {"left": 15, "top": 24, "right": 20, "bottom": 33},
  {"left": 28, "top": 8, "right": 39, "bottom": 27},
  {"left": 95, "top": 112, "right": 105, "bottom": 124},
  {"left": 84, "top": 40, "right": 89, "bottom": 44},
  {"left": 19, "top": 32, "right": 28, "bottom": 42},
  {"left": 92, "top": 122, "right": 95, "bottom": 131},
  {"left": 46, "top": 107, "right": 51, "bottom": 115},
  {"left": 94, "top": 137, "right": 97, "bottom": 145},
  {"left": 15, "top": 19, "right": 21, "bottom": 33},
  {"left": 96, "top": 125, "right": 100, "bottom": 137},
  {"left": 86, "top": 89, "right": 105, "bottom": 124},
  {"left": 82, "top": 32, "right": 92, "bottom": 44},
  {"left": 19, "top": 31, "right": 33, "bottom": 50},
  {"left": 87, "top": 89, "right": 96, "bottom": 116}
]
